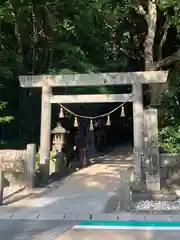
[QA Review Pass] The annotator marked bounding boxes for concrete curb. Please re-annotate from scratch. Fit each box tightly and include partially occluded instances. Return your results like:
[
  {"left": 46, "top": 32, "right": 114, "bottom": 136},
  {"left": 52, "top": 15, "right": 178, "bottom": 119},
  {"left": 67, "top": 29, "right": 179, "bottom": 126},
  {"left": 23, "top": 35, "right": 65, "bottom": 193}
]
[{"left": 0, "top": 211, "right": 180, "bottom": 221}]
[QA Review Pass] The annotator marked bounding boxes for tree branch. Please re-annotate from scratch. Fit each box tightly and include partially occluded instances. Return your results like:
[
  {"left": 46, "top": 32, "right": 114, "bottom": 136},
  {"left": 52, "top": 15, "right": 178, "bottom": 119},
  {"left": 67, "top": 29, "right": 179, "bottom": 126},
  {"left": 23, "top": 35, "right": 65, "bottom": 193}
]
[
  {"left": 155, "top": 50, "right": 180, "bottom": 70},
  {"left": 137, "top": 5, "right": 147, "bottom": 20},
  {"left": 157, "top": 21, "right": 169, "bottom": 61},
  {"left": 32, "top": 4, "right": 37, "bottom": 74}
]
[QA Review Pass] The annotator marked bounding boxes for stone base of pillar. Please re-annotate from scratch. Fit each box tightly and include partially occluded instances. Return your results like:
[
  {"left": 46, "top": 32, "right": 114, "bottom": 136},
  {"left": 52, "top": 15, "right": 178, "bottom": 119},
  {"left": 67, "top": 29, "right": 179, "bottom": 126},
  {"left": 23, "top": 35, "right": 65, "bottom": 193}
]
[
  {"left": 145, "top": 173, "right": 161, "bottom": 192},
  {"left": 130, "top": 179, "right": 177, "bottom": 202},
  {"left": 39, "top": 162, "right": 49, "bottom": 185},
  {"left": 130, "top": 180, "right": 145, "bottom": 192},
  {"left": 130, "top": 172, "right": 177, "bottom": 204},
  {"left": 131, "top": 189, "right": 177, "bottom": 202}
]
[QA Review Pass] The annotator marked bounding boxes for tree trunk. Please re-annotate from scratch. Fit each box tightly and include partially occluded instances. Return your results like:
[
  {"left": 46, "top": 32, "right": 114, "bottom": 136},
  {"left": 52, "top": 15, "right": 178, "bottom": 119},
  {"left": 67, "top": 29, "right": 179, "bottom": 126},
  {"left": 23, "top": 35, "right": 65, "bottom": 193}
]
[
  {"left": 144, "top": 0, "right": 158, "bottom": 106},
  {"left": 143, "top": 1, "right": 180, "bottom": 106},
  {"left": 144, "top": 0, "right": 157, "bottom": 70}
]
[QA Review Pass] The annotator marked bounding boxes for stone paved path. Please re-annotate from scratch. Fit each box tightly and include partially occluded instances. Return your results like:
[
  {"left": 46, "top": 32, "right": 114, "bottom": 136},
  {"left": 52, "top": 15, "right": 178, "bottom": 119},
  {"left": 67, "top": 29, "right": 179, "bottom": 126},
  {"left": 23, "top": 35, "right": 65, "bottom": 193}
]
[
  {"left": 9, "top": 164, "right": 125, "bottom": 220},
  {"left": 0, "top": 148, "right": 133, "bottom": 221}
]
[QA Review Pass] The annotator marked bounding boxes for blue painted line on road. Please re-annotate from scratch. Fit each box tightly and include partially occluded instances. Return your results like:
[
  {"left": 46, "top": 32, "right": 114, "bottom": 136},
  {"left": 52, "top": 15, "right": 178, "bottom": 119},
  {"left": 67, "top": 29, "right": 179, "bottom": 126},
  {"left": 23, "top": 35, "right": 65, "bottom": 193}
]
[{"left": 73, "top": 220, "right": 180, "bottom": 230}]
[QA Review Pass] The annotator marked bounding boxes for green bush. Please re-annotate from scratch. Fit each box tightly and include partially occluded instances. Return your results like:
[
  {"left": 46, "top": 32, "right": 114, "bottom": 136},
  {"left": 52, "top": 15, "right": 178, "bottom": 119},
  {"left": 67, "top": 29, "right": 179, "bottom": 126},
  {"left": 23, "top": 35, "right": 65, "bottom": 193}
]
[
  {"left": 0, "top": 102, "right": 14, "bottom": 123},
  {"left": 159, "top": 124, "right": 180, "bottom": 153},
  {"left": 36, "top": 151, "right": 55, "bottom": 171},
  {"left": 35, "top": 150, "right": 66, "bottom": 173},
  {"left": 159, "top": 68, "right": 180, "bottom": 153}
]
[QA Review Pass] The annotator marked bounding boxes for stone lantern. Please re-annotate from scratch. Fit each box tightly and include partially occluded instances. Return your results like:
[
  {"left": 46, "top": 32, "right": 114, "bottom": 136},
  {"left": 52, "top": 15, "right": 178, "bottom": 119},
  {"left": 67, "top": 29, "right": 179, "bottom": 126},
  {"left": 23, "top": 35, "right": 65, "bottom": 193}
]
[
  {"left": 51, "top": 122, "right": 69, "bottom": 153},
  {"left": 51, "top": 123, "right": 69, "bottom": 173}
]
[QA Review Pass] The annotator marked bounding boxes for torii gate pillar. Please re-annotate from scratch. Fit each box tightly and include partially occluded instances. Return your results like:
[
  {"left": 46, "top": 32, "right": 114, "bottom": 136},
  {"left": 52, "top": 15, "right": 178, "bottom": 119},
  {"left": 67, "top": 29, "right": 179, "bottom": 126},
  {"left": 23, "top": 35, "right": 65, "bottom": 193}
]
[
  {"left": 39, "top": 82, "right": 52, "bottom": 182},
  {"left": 133, "top": 82, "right": 143, "bottom": 180}
]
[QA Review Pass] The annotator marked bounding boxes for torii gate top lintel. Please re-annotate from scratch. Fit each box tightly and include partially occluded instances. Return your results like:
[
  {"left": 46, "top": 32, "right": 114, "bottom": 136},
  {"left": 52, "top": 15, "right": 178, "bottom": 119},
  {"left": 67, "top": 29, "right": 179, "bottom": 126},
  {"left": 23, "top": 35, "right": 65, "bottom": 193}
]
[{"left": 19, "top": 71, "right": 168, "bottom": 88}]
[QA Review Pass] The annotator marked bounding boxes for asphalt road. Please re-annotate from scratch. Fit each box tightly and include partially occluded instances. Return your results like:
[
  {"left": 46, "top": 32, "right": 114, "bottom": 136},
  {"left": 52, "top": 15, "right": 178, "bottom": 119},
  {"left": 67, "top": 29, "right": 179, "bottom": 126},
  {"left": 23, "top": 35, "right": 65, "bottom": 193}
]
[
  {"left": 57, "top": 229, "right": 180, "bottom": 240},
  {"left": 0, "top": 219, "right": 180, "bottom": 240},
  {"left": 0, "top": 219, "right": 77, "bottom": 240}
]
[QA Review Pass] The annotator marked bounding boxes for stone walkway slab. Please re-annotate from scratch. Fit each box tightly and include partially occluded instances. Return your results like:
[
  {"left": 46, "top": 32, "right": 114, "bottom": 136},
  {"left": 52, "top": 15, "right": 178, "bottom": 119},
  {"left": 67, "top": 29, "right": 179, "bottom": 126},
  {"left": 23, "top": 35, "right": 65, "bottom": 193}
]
[
  {"left": 1, "top": 148, "right": 134, "bottom": 221},
  {"left": 7, "top": 163, "right": 128, "bottom": 219}
]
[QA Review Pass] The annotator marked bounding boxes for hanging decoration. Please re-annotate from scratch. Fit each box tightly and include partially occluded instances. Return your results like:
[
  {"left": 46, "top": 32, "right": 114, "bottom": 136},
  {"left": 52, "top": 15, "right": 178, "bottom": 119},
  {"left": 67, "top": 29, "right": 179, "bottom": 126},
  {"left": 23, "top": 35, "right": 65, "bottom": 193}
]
[
  {"left": 121, "top": 106, "right": 125, "bottom": 117},
  {"left": 89, "top": 119, "right": 94, "bottom": 131},
  {"left": 56, "top": 93, "right": 132, "bottom": 127},
  {"left": 59, "top": 106, "right": 64, "bottom": 118},
  {"left": 106, "top": 115, "right": 111, "bottom": 126},
  {"left": 74, "top": 116, "right": 79, "bottom": 127}
]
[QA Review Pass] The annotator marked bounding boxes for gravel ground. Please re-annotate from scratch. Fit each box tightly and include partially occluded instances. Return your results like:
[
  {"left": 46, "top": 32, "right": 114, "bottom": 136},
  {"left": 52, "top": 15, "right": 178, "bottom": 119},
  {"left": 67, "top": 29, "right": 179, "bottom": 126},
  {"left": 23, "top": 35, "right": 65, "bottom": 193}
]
[
  {"left": 134, "top": 199, "right": 180, "bottom": 211},
  {"left": 115, "top": 198, "right": 180, "bottom": 212}
]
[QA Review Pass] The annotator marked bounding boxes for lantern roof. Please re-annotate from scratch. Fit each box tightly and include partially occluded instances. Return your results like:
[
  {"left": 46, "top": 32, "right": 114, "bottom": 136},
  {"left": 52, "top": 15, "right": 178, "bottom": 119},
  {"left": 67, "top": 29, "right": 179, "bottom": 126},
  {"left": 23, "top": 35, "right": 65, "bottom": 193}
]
[{"left": 51, "top": 123, "right": 69, "bottom": 134}]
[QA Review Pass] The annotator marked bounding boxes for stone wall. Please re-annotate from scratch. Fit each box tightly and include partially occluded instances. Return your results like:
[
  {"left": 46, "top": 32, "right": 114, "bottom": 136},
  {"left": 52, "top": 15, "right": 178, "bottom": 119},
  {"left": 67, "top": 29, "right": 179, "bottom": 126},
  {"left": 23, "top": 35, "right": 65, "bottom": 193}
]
[
  {"left": 159, "top": 153, "right": 180, "bottom": 181},
  {"left": 0, "top": 149, "right": 27, "bottom": 199}
]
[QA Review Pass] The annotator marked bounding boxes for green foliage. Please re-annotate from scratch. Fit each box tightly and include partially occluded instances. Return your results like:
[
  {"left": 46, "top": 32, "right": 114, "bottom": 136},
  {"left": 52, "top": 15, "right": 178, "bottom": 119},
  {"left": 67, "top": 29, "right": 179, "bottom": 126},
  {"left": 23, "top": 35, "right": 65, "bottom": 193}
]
[
  {"left": 158, "top": 0, "right": 180, "bottom": 31},
  {"left": 0, "top": 0, "right": 179, "bottom": 147},
  {"left": 159, "top": 69, "right": 180, "bottom": 153},
  {"left": 0, "top": 102, "right": 14, "bottom": 123},
  {"left": 36, "top": 150, "right": 54, "bottom": 170},
  {"left": 0, "top": 101, "right": 14, "bottom": 147},
  {"left": 159, "top": 124, "right": 180, "bottom": 153},
  {"left": 0, "top": 140, "right": 7, "bottom": 147}
]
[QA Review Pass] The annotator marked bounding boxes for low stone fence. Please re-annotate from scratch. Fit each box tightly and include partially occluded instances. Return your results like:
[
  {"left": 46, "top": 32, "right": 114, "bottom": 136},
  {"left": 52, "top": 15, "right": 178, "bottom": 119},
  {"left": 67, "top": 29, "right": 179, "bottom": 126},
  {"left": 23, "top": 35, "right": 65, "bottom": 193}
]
[
  {"left": 159, "top": 153, "right": 180, "bottom": 180},
  {"left": 130, "top": 152, "right": 180, "bottom": 183},
  {"left": 159, "top": 153, "right": 180, "bottom": 165},
  {"left": 0, "top": 144, "right": 36, "bottom": 204}
]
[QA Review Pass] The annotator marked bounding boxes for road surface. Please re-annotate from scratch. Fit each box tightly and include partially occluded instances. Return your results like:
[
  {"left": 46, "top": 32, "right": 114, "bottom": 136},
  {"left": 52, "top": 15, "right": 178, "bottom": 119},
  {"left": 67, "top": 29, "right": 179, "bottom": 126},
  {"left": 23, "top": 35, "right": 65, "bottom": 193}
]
[
  {"left": 0, "top": 219, "right": 76, "bottom": 240},
  {"left": 0, "top": 219, "right": 180, "bottom": 240}
]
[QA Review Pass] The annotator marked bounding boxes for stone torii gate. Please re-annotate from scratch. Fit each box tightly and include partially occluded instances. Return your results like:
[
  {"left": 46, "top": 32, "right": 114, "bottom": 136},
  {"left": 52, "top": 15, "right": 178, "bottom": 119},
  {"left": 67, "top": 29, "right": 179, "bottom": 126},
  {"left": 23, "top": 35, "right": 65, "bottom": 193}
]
[{"left": 19, "top": 71, "right": 168, "bottom": 185}]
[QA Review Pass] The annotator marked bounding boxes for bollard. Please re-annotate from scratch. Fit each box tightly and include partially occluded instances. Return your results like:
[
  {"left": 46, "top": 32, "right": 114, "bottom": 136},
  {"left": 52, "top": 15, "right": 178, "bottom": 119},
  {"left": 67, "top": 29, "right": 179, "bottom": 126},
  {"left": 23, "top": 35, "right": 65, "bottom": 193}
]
[{"left": 26, "top": 144, "right": 36, "bottom": 189}]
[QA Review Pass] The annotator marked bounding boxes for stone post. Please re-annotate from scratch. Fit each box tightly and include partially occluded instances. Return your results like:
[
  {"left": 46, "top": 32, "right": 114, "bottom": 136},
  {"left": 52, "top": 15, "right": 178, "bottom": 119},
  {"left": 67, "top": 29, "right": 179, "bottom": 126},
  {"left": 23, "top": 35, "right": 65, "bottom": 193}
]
[
  {"left": 26, "top": 144, "right": 36, "bottom": 189},
  {"left": 144, "top": 108, "right": 160, "bottom": 192},
  {"left": 39, "top": 82, "right": 52, "bottom": 183},
  {"left": 132, "top": 83, "right": 144, "bottom": 181}
]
